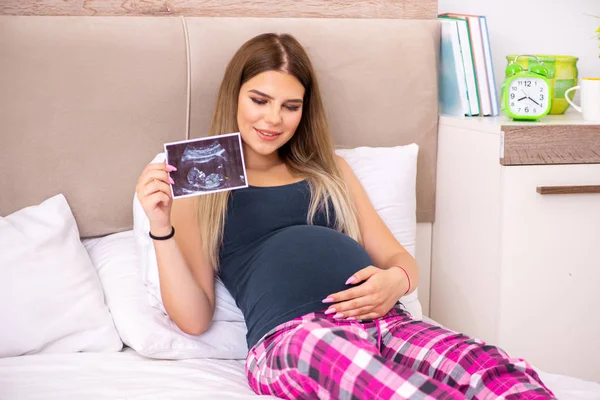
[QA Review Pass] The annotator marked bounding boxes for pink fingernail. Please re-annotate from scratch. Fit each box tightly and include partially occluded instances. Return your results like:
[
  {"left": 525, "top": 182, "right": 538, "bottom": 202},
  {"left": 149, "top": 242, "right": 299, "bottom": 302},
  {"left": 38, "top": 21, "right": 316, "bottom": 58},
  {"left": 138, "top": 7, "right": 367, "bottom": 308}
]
[
  {"left": 324, "top": 308, "right": 336, "bottom": 315},
  {"left": 333, "top": 313, "right": 344, "bottom": 319},
  {"left": 345, "top": 276, "right": 356, "bottom": 285},
  {"left": 167, "top": 165, "right": 177, "bottom": 171},
  {"left": 169, "top": 177, "right": 175, "bottom": 185},
  {"left": 322, "top": 297, "right": 334, "bottom": 303},
  {"left": 346, "top": 317, "right": 356, "bottom": 321}
]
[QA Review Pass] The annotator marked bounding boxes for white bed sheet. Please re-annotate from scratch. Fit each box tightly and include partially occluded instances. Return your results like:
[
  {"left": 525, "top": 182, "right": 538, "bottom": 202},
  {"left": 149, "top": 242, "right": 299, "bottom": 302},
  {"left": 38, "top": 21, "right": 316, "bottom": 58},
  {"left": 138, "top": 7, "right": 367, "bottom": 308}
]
[
  {"left": 0, "top": 348, "right": 274, "bottom": 400},
  {"left": 1, "top": 348, "right": 599, "bottom": 400}
]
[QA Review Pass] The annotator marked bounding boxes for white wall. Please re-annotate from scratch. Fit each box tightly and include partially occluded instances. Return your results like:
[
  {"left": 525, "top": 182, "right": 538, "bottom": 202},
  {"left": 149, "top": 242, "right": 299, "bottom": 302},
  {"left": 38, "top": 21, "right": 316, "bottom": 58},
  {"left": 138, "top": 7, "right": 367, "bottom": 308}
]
[{"left": 438, "top": 0, "right": 600, "bottom": 101}]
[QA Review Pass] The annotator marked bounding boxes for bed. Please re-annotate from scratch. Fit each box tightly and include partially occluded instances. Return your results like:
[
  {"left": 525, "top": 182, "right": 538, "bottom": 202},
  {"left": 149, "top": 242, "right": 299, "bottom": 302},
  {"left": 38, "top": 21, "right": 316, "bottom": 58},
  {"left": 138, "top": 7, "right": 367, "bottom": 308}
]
[
  {"left": 1, "top": 344, "right": 600, "bottom": 400},
  {"left": 1, "top": 15, "right": 599, "bottom": 400}
]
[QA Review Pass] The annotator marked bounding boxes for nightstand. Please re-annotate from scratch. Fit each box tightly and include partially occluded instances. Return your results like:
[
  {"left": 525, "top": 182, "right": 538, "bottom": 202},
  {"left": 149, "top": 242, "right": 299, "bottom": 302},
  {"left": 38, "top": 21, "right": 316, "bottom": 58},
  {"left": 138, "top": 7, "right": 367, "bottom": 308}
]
[{"left": 431, "top": 112, "right": 600, "bottom": 382}]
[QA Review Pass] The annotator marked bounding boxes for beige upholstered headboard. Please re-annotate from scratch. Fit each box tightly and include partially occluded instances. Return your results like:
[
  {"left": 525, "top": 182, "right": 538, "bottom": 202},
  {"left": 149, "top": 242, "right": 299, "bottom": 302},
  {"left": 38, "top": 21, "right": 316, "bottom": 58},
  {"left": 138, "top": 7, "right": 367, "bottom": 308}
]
[{"left": 0, "top": 16, "right": 440, "bottom": 237}]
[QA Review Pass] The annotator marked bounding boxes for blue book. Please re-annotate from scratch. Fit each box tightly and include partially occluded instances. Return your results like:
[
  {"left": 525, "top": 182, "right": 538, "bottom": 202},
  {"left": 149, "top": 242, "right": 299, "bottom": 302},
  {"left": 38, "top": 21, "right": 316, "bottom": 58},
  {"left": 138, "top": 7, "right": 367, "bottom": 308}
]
[
  {"left": 439, "top": 18, "right": 471, "bottom": 116},
  {"left": 479, "top": 16, "right": 500, "bottom": 116},
  {"left": 439, "top": 15, "right": 480, "bottom": 116}
]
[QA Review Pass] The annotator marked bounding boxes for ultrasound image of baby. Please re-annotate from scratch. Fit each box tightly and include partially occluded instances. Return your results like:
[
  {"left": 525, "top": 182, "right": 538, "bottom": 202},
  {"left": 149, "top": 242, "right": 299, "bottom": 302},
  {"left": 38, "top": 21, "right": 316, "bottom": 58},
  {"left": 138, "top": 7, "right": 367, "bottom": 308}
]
[{"left": 165, "top": 133, "right": 247, "bottom": 198}]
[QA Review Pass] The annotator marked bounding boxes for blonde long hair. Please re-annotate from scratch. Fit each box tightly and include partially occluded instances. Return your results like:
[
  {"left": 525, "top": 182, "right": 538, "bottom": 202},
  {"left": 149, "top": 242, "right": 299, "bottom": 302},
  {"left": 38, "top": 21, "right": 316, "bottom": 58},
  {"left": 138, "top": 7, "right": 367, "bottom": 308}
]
[{"left": 197, "top": 33, "right": 361, "bottom": 270}]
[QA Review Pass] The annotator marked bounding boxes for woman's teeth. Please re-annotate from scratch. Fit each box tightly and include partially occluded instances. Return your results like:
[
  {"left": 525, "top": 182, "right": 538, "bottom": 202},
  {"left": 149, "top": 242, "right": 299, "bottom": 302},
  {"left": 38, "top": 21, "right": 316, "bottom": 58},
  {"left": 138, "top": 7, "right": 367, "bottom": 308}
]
[{"left": 258, "top": 129, "right": 277, "bottom": 137}]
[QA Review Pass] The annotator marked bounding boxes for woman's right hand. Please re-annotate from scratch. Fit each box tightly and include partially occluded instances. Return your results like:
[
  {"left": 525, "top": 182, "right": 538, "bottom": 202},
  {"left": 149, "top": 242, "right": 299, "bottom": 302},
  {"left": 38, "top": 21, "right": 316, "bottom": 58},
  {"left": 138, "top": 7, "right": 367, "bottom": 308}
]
[{"left": 135, "top": 162, "right": 177, "bottom": 233}]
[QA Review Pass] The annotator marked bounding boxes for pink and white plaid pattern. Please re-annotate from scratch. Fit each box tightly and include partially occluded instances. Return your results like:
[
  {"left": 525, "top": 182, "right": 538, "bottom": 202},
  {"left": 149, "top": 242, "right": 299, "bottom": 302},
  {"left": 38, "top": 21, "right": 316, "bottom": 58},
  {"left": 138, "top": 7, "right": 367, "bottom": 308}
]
[{"left": 245, "top": 305, "right": 555, "bottom": 399}]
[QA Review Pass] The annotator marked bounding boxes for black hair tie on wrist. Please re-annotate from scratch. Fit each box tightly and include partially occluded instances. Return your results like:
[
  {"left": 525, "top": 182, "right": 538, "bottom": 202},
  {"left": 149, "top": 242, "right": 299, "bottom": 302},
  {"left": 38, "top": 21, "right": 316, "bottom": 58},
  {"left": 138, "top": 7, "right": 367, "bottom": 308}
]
[{"left": 149, "top": 226, "right": 175, "bottom": 241}]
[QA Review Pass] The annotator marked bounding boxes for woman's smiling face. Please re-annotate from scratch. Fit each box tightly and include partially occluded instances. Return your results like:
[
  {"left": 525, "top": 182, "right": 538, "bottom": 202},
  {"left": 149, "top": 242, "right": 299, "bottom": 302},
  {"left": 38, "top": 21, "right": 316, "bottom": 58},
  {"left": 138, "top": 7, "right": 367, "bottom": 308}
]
[{"left": 237, "top": 70, "right": 305, "bottom": 165}]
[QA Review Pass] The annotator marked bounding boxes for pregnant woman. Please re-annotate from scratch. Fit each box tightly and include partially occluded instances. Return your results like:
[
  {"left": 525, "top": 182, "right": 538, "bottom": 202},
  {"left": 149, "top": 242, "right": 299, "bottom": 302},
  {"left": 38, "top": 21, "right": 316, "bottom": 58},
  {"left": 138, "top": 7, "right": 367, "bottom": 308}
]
[{"left": 135, "top": 32, "right": 555, "bottom": 399}]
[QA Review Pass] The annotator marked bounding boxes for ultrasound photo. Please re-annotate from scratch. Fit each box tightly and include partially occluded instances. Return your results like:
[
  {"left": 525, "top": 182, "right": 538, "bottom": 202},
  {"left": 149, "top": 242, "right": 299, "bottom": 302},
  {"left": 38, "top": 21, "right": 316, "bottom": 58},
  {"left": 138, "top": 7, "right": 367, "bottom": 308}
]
[{"left": 164, "top": 133, "right": 248, "bottom": 198}]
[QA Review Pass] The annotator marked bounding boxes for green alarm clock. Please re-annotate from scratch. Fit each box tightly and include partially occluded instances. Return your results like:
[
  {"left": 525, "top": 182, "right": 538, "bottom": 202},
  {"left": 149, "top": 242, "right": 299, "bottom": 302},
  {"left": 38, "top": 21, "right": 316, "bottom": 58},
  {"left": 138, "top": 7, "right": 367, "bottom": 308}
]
[{"left": 501, "top": 55, "right": 552, "bottom": 121}]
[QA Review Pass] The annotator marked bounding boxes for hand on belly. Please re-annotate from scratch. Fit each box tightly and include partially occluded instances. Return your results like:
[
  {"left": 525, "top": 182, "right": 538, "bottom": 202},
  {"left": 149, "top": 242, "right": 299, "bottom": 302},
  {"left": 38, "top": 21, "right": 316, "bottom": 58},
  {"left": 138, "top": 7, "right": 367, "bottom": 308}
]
[{"left": 321, "top": 265, "right": 408, "bottom": 321}]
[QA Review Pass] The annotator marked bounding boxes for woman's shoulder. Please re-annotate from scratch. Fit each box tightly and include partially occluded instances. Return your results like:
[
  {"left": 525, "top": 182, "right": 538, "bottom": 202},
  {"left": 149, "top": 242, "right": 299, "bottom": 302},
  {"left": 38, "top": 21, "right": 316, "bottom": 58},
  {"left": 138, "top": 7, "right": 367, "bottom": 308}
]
[
  {"left": 334, "top": 154, "right": 351, "bottom": 174},
  {"left": 334, "top": 155, "right": 359, "bottom": 187}
]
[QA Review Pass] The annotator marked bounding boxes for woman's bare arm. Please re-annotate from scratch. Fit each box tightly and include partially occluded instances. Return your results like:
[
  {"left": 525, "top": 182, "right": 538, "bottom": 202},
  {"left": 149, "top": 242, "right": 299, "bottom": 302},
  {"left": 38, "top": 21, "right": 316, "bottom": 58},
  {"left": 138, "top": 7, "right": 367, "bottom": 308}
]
[
  {"left": 335, "top": 155, "right": 419, "bottom": 293},
  {"left": 153, "top": 197, "right": 216, "bottom": 335}
]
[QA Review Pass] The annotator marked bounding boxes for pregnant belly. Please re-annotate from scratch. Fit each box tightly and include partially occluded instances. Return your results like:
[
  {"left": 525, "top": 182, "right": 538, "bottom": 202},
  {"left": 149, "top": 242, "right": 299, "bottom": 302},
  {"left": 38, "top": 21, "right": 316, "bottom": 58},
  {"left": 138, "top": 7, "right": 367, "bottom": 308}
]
[{"left": 242, "top": 225, "right": 374, "bottom": 310}]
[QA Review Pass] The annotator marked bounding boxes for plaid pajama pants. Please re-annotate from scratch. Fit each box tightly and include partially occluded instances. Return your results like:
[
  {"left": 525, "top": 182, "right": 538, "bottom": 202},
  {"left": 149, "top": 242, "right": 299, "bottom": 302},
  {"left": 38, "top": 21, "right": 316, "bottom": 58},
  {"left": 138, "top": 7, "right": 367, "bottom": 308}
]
[{"left": 245, "top": 304, "right": 555, "bottom": 399}]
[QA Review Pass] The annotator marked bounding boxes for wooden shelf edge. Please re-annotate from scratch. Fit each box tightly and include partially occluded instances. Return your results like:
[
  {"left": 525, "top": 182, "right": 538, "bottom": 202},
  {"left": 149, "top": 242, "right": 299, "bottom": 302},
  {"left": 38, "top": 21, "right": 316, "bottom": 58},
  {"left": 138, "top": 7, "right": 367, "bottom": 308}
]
[{"left": 501, "top": 124, "right": 600, "bottom": 166}]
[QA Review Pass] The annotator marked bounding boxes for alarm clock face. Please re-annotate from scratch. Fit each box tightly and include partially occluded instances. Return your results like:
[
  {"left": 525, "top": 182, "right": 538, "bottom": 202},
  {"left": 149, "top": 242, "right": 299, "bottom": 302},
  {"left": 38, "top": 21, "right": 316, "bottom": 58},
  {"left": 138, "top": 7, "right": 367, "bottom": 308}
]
[{"left": 507, "top": 77, "right": 549, "bottom": 117}]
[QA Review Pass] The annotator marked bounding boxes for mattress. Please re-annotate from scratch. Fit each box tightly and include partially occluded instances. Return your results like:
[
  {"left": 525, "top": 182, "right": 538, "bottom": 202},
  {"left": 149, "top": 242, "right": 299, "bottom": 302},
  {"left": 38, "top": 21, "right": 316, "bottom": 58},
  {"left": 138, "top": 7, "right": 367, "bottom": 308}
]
[{"left": 1, "top": 347, "right": 599, "bottom": 400}]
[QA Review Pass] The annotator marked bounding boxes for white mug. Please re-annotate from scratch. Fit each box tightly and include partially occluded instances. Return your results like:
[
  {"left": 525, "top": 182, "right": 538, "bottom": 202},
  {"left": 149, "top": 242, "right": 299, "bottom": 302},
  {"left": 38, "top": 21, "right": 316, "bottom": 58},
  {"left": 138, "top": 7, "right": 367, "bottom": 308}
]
[{"left": 565, "top": 78, "right": 600, "bottom": 121}]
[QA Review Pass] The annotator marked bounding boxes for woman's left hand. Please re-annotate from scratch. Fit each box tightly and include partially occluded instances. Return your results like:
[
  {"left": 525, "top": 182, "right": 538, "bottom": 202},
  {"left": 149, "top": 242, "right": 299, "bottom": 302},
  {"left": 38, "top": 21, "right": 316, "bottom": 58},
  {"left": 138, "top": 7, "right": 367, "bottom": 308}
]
[{"left": 322, "top": 266, "right": 408, "bottom": 321}]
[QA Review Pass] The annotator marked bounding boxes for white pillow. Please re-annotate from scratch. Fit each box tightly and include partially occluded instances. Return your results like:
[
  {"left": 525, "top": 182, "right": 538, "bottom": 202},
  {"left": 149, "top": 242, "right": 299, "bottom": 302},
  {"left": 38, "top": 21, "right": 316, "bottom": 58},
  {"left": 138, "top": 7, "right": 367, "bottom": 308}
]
[
  {"left": 0, "top": 194, "right": 122, "bottom": 358},
  {"left": 83, "top": 230, "right": 248, "bottom": 359},
  {"left": 336, "top": 144, "right": 422, "bottom": 320}
]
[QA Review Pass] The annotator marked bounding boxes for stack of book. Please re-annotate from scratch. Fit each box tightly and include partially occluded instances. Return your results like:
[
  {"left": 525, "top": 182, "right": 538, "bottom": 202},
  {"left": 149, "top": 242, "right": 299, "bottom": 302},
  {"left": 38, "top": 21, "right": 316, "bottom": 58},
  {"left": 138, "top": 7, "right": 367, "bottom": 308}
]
[{"left": 438, "top": 13, "right": 499, "bottom": 117}]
